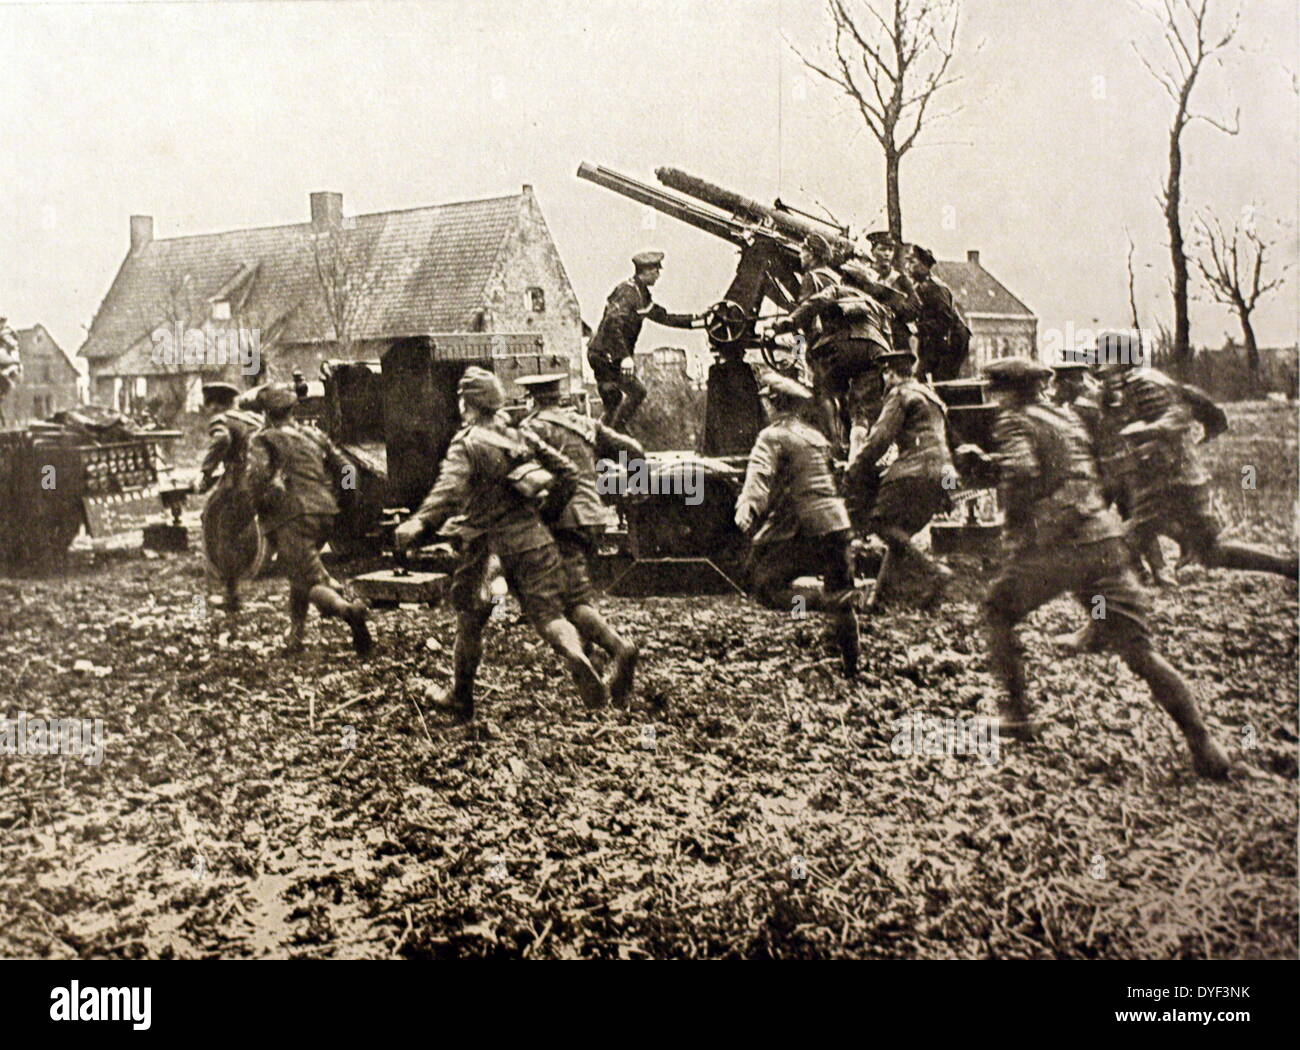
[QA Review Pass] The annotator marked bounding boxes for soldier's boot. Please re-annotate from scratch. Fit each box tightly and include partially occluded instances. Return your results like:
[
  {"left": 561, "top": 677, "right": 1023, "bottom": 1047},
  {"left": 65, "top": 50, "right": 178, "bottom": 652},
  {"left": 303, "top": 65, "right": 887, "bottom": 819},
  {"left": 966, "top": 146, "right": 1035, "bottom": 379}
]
[
  {"left": 284, "top": 589, "right": 310, "bottom": 653},
  {"left": 538, "top": 617, "right": 609, "bottom": 709},
  {"left": 985, "top": 615, "right": 1041, "bottom": 741},
  {"left": 831, "top": 597, "right": 861, "bottom": 679},
  {"left": 1141, "top": 535, "right": 1174, "bottom": 587},
  {"left": 1121, "top": 645, "right": 1230, "bottom": 779},
  {"left": 308, "top": 584, "right": 373, "bottom": 655},
  {"left": 1204, "top": 540, "right": 1299, "bottom": 581},
  {"left": 223, "top": 580, "right": 241, "bottom": 616},
  {"left": 568, "top": 604, "right": 638, "bottom": 705}
]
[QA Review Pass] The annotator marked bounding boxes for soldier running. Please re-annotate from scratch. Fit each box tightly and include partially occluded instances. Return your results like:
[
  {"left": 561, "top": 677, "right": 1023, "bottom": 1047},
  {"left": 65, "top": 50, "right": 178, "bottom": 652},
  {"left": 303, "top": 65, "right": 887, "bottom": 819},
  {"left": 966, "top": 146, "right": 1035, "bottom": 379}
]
[
  {"left": 1097, "top": 331, "right": 1297, "bottom": 583},
  {"left": 846, "top": 349, "right": 955, "bottom": 612},
  {"left": 1052, "top": 355, "right": 1170, "bottom": 589},
  {"left": 197, "top": 382, "right": 264, "bottom": 613},
  {"left": 393, "top": 367, "right": 610, "bottom": 721},
  {"left": 517, "top": 372, "right": 643, "bottom": 705},
  {"left": 734, "top": 374, "right": 861, "bottom": 678},
  {"left": 587, "top": 251, "right": 700, "bottom": 429},
  {"left": 980, "top": 358, "right": 1229, "bottom": 779},
  {"left": 246, "top": 384, "right": 372, "bottom": 655}
]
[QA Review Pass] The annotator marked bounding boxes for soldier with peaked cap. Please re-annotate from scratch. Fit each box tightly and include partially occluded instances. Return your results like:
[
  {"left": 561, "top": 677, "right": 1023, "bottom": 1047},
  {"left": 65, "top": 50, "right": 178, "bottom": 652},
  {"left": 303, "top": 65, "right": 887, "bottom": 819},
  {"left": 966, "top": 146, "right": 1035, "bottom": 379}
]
[
  {"left": 847, "top": 349, "right": 955, "bottom": 611},
  {"left": 198, "top": 381, "right": 264, "bottom": 614},
  {"left": 1095, "top": 331, "right": 1296, "bottom": 584},
  {"left": 979, "top": 357, "right": 1229, "bottom": 778},
  {"left": 588, "top": 251, "right": 702, "bottom": 430},
  {"left": 518, "top": 373, "right": 644, "bottom": 705},
  {"left": 394, "top": 366, "right": 611, "bottom": 720},
  {"left": 245, "top": 384, "right": 372, "bottom": 656},
  {"left": 734, "top": 373, "right": 861, "bottom": 678},
  {"left": 905, "top": 244, "right": 970, "bottom": 381}
]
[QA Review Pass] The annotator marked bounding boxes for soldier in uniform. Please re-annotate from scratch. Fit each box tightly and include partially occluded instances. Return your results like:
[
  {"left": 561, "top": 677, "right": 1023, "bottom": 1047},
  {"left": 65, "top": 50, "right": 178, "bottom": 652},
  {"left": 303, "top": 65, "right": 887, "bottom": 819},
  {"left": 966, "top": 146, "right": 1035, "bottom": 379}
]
[
  {"left": 394, "top": 367, "right": 610, "bottom": 720},
  {"left": 734, "top": 374, "right": 861, "bottom": 678},
  {"left": 197, "top": 382, "right": 264, "bottom": 613},
  {"left": 1097, "top": 331, "right": 1296, "bottom": 582},
  {"left": 847, "top": 349, "right": 955, "bottom": 611},
  {"left": 774, "top": 233, "right": 891, "bottom": 454},
  {"left": 246, "top": 385, "right": 372, "bottom": 656},
  {"left": 517, "top": 373, "right": 643, "bottom": 705},
  {"left": 198, "top": 383, "right": 261, "bottom": 494},
  {"left": 906, "top": 245, "right": 970, "bottom": 381},
  {"left": 981, "top": 358, "right": 1229, "bottom": 778},
  {"left": 587, "top": 251, "right": 700, "bottom": 430}
]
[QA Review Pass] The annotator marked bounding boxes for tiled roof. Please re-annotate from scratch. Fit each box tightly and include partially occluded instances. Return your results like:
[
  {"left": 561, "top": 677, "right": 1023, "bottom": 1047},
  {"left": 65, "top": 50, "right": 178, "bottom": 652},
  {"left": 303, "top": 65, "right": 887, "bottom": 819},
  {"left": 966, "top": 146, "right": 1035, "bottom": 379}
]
[
  {"left": 932, "top": 259, "right": 1034, "bottom": 318},
  {"left": 80, "top": 194, "right": 526, "bottom": 361}
]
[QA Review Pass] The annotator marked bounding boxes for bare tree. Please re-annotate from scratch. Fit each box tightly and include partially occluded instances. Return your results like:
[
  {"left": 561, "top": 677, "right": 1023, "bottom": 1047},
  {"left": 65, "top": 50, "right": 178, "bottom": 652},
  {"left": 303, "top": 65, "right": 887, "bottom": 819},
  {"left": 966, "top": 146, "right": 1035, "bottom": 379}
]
[
  {"left": 793, "top": 0, "right": 964, "bottom": 241},
  {"left": 1124, "top": 228, "right": 1143, "bottom": 331},
  {"left": 307, "top": 224, "right": 377, "bottom": 362},
  {"left": 135, "top": 266, "right": 204, "bottom": 423},
  {"left": 1133, "top": 0, "right": 1240, "bottom": 363},
  {"left": 1193, "top": 208, "right": 1292, "bottom": 381}
]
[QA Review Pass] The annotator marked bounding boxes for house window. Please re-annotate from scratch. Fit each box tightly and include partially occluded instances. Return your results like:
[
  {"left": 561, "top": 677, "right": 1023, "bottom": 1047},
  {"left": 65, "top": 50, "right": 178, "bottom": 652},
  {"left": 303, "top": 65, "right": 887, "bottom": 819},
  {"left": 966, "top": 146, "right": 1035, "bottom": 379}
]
[{"left": 526, "top": 287, "right": 545, "bottom": 313}]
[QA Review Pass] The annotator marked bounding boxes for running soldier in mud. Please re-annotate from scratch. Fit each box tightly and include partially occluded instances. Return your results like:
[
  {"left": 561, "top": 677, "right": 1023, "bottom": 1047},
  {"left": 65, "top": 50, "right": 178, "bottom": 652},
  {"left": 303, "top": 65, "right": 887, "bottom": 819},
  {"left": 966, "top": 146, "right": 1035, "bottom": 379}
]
[
  {"left": 906, "top": 245, "right": 970, "bottom": 382},
  {"left": 588, "top": 251, "right": 701, "bottom": 430},
  {"left": 774, "top": 233, "right": 891, "bottom": 456},
  {"left": 197, "top": 382, "right": 264, "bottom": 614},
  {"left": 846, "top": 349, "right": 955, "bottom": 612},
  {"left": 1096, "top": 331, "right": 1297, "bottom": 583},
  {"left": 734, "top": 374, "right": 861, "bottom": 678},
  {"left": 246, "top": 385, "right": 372, "bottom": 655},
  {"left": 517, "top": 373, "right": 642, "bottom": 705},
  {"left": 1052, "top": 355, "right": 1170, "bottom": 589},
  {"left": 393, "top": 367, "right": 611, "bottom": 720},
  {"left": 980, "top": 358, "right": 1230, "bottom": 779}
]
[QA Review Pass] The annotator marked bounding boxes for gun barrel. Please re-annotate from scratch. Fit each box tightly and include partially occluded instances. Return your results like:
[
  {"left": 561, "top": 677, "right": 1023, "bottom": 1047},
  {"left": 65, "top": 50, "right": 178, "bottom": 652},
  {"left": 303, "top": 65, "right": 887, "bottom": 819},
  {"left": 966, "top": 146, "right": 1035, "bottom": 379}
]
[
  {"left": 576, "top": 162, "right": 749, "bottom": 247},
  {"left": 656, "top": 167, "right": 855, "bottom": 253}
]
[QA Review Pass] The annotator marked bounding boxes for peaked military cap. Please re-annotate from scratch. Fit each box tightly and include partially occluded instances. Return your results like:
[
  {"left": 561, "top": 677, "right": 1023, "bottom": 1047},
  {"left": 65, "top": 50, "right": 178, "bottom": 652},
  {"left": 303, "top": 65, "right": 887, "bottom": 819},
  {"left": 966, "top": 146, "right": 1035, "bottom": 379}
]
[{"left": 983, "top": 357, "right": 1053, "bottom": 389}]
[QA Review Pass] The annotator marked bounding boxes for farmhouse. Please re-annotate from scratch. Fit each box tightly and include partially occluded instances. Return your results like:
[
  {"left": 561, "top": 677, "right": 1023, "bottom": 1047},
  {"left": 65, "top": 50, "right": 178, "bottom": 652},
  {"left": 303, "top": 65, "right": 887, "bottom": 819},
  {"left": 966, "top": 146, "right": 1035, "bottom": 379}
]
[
  {"left": 78, "top": 188, "right": 584, "bottom": 417},
  {"left": 933, "top": 249, "right": 1037, "bottom": 371},
  {"left": 10, "top": 324, "right": 80, "bottom": 422}
]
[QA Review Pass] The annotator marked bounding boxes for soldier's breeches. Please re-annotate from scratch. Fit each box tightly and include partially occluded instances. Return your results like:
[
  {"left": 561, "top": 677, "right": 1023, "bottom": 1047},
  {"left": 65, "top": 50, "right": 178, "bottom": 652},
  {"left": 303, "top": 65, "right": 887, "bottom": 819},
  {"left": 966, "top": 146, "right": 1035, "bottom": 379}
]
[
  {"left": 269, "top": 514, "right": 333, "bottom": 594},
  {"left": 450, "top": 538, "right": 568, "bottom": 630},
  {"left": 748, "top": 530, "right": 854, "bottom": 610}
]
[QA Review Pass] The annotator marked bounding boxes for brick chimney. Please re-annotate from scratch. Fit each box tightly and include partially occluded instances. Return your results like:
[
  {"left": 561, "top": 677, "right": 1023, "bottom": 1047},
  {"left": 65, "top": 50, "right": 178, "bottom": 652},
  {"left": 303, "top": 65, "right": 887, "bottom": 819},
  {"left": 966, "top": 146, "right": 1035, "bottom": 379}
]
[
  {"left": 967, "top": 249, "right": 981, "bottom": 267},
  {"left": 130, "top": 215, "right": 153, "bottom": 252},
  {"left": 310, "top": 191, "right": 343, "bottom": 227}
]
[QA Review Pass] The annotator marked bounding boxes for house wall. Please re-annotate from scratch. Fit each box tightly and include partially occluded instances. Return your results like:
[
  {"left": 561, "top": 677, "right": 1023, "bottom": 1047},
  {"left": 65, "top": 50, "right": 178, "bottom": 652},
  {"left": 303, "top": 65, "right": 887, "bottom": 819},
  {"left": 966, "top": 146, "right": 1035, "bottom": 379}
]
[
  {"left": 967, "top": 317, "right": 1038, "bottom": 372},
  {"left": 12, "top": 328, "right": 80, "bottom": 421},
  {"left": 479, "top": 192, "right": 585, "bottom": 377}
]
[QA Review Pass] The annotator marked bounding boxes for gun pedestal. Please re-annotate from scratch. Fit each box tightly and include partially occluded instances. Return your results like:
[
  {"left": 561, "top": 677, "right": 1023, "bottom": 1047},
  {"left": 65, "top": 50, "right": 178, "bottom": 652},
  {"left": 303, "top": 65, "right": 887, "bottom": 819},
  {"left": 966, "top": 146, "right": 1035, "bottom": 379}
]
[{"left": 702, "top": 358, "right": 764, "bottom": 458}]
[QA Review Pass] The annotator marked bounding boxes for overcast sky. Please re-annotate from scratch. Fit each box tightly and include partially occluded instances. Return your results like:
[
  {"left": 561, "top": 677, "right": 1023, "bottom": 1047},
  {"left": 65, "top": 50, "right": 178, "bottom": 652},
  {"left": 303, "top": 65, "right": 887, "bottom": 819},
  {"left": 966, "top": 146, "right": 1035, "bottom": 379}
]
[{"left": 3, "top": 0, "right": 1297, "bottom": 363}]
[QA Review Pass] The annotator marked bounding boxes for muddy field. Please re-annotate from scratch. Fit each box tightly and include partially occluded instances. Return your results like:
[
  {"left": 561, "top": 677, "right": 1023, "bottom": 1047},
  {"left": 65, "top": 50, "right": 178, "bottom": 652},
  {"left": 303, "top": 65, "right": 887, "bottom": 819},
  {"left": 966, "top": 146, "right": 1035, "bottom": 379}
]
[{"left": 1, "top": 402, "right": 1296, "bottom": 960}]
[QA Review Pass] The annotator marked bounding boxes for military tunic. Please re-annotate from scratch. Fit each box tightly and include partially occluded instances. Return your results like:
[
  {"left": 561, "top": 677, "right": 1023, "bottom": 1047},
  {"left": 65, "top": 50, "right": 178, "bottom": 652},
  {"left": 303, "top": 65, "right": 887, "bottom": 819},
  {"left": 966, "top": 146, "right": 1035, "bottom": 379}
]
[
  {"left": 521, "top": 406, "right": 643, "bottom": 609},
  {"left": 734, "top": 413, "right": 854, "bottom": 608},
  {"left": 413, "top": 417, "right": 580, "bottom": 627},
  {"left": 984, "top": 400, "right": 1150, "bottom": 649}
]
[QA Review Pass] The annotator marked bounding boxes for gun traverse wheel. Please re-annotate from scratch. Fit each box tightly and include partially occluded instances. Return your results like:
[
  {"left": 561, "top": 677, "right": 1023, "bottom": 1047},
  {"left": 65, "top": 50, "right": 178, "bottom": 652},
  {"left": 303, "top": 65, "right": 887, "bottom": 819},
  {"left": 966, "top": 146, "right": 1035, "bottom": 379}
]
[{"left": 703, "top": 300, "right": 751, "bottom": 346}]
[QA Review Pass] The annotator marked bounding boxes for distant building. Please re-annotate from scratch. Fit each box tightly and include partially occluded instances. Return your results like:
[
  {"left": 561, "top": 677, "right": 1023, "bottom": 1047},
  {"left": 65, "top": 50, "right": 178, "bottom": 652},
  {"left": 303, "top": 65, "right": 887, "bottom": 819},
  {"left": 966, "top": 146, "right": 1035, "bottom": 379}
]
[
  {"left": 933, "top": 250, "right": 1037, "bottom": 372},
  {"left": 78, "top": 188, "right": 583, "bottom": 415},
  {"left": 10, "top": 324, "right": 80, "bottom": 422}
]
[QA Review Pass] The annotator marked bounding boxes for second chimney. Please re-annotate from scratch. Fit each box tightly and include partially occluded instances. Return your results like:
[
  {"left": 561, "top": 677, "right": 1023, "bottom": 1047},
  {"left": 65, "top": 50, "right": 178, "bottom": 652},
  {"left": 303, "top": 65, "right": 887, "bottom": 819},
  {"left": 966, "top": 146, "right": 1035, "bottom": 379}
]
[
  {"left": 310, "top": 191, "right": 343, "bottom": 228},
  {"left": 967, "top": 249, "right": 981, "bottom": 267},
  {"left": 130, "top": 215, "right": 153, "bottom": 252}
]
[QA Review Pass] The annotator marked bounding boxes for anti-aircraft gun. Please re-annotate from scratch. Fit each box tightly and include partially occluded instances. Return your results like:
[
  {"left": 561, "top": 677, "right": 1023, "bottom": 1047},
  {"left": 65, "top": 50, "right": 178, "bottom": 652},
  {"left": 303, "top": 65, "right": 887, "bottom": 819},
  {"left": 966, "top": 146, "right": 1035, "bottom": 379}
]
[{"left": 577, "top": 162, "right": 1003, "bottom": 561}]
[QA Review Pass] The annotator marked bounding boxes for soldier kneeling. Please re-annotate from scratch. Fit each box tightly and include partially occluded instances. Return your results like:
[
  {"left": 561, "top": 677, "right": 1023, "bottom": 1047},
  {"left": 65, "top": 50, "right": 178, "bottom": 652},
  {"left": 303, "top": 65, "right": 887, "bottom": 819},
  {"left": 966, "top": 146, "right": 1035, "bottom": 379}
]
[{"left": 735, "top": 374, "right": 861, "bottom": 678}]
